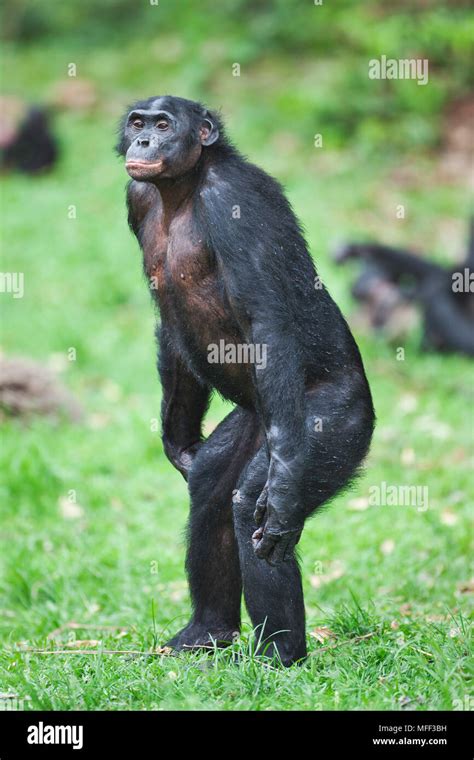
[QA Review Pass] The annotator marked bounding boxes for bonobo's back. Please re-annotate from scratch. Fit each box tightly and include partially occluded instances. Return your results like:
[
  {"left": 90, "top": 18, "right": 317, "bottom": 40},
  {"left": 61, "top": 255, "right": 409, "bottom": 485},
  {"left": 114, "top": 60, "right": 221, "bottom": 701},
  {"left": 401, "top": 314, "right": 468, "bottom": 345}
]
[{"left": 195, "top": 143, "right": 365, "bottom": 374}]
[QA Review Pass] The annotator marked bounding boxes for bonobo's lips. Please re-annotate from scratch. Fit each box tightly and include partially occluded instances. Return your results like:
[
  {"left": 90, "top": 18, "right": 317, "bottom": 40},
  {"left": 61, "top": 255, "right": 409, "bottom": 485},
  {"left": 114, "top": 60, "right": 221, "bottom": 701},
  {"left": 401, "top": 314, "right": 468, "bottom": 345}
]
[{"left": 125, "top": 159, "right": 164, "bottom": 178}]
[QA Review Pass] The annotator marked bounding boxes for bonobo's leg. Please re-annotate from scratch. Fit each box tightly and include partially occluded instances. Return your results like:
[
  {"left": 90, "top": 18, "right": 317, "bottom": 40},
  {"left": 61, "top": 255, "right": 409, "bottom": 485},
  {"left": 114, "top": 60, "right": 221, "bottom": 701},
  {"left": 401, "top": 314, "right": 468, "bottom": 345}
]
[
  {"left": 233, "top": 374, "right": 374, "bottom": 667},
  {"left": 165, "top": 406, "right": 260, "bottom": 651},
  {"left": 232, "top": 444, "right": 307, "bottom": 666}
]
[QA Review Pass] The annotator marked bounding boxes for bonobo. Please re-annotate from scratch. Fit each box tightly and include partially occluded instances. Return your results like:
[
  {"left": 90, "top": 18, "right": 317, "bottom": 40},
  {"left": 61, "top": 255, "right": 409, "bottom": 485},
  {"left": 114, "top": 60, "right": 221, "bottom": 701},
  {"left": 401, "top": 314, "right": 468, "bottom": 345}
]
[
  {"left": 335, "top": 220, "right": 474, "bottom": 357},
  {"left": 0, "top": 98, "right": 58, "bottom": 174},
  {"left": 117, "top": 96, "right": 375, "bottom": 665}
]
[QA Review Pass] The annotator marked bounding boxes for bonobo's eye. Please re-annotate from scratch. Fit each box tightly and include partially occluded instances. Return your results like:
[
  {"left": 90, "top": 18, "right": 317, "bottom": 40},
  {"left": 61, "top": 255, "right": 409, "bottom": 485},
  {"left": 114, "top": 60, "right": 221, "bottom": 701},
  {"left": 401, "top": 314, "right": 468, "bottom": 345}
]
[
  {"left": 156, "top": 120, "right": 169, "bottom": 131},
  {"left": 131, "top": 118, "right": 144, "bottom": 130}
]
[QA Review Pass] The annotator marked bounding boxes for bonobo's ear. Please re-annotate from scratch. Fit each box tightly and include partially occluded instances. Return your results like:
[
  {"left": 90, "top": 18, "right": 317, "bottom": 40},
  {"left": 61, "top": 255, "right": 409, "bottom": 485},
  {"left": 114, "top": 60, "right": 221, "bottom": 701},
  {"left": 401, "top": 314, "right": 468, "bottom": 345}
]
[
  {"left": 115, "top": 109, "right": 131, "bottom": 156},
  {"left": 199, "top": 113, "right": 219, "bottom": 146}
]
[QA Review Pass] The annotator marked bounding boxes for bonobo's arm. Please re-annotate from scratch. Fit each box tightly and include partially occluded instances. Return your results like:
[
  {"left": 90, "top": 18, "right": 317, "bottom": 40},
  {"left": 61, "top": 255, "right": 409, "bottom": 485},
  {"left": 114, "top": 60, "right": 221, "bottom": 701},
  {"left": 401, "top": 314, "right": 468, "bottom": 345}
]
[
  {"left": 200, "top": 171, "right": 309, "bottom": 563},
  {"left": 335, "top": 242, "right": 445, "bottom": 286},
  {"left": 126, "top": 182, "right": 210, "bottom": 480},
  {"left": 157, "top": 325, "right": 211, "bottom": 480}
]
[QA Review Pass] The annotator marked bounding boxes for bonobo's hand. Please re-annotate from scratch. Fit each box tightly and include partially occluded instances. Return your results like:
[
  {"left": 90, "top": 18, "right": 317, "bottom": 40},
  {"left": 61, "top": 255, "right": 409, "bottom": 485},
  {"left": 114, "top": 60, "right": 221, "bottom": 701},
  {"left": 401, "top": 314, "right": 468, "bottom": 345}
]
[
  {"left": 252, "top": 470, "right": 304, "bottom": 566},
  {"left": 164, "top": 441, "right": 202, "bottom": 481}
]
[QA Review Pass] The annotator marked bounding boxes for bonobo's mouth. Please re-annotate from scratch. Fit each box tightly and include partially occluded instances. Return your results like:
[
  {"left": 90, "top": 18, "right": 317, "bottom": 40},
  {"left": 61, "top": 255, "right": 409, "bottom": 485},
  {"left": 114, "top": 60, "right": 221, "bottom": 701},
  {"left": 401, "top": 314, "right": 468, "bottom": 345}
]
[{"left": 125, "top": 159, "right": 164, "bottom": 179}]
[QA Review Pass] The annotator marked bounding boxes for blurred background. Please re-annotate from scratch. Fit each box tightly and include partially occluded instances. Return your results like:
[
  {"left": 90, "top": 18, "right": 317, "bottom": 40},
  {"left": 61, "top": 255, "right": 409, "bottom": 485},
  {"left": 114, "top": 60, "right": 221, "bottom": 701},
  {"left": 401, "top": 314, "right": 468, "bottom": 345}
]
[{"left": 0, "top": 0, "right": 472, "bottom": 710}]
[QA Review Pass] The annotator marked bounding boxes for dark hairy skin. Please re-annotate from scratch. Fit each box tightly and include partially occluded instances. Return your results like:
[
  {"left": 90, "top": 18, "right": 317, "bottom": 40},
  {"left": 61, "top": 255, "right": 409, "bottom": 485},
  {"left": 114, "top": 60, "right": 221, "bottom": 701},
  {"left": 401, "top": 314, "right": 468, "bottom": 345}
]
[{"left": 117, "top": 95, "right": 375, "bottom": 665}]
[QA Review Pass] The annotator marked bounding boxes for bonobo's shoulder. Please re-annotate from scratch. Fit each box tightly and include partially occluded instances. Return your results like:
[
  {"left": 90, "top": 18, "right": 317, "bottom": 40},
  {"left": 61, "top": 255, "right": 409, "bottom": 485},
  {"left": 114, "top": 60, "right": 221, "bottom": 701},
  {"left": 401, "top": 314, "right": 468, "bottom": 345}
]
[
  {"left": 200, "top": 156, "right": 287, "bottom": 208},
  {"left": 199, "top": 165, "right": 232, "bottom": 199},
  {"left": 127, "top": 180, "right": 159, "bottom": 208}
]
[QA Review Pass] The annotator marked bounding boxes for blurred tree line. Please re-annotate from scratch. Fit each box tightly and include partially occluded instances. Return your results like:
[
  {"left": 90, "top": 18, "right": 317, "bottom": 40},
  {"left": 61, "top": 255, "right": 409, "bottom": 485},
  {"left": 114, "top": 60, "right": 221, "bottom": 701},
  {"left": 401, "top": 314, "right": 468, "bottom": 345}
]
[{"left": 2, "top": 0, "right": 473, "bottom": 153}]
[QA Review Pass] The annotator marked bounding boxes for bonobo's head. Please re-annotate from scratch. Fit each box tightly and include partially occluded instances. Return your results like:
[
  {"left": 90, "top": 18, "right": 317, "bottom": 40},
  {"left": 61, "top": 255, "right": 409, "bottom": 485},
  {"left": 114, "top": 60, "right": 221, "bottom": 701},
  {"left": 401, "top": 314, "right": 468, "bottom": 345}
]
[{"left": 116, "top": 95, "right": 220, "bottom": 182}]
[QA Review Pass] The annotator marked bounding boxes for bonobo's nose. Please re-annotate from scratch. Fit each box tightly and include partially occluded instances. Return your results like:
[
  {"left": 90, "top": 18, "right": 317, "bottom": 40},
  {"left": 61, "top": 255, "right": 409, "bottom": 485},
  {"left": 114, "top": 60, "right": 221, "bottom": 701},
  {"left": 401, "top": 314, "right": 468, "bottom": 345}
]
[{"left": 137, "top": 137, "right": 150, "bottom": 147}]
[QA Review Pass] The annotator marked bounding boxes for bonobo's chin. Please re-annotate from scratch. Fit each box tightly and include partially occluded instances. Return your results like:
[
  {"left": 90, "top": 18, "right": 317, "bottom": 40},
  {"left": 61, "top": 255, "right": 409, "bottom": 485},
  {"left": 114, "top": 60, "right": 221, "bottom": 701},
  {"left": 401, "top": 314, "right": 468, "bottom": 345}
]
[{"left": 125, "top": 160, "right": 164, "bottom": 181}]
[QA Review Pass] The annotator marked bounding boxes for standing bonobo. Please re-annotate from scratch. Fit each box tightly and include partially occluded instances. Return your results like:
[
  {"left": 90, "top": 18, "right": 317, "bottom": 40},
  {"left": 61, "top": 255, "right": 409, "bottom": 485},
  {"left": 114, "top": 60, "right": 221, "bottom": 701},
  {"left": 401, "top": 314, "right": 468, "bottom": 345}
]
[{"left": 117, "top": 96, "right": 375, "bottom": 665}]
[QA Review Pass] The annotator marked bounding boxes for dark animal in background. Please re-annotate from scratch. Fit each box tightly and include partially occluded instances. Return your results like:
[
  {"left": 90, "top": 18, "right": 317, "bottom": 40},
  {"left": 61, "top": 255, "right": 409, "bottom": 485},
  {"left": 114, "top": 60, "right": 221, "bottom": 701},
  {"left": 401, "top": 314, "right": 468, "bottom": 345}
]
[
  {"left": 0, "top": 97, "right": 58, "bottom": 174},
  {"left": 117, "top": 96, "right": 375, "bottom": 665},
  {"left": 335, "top": 220, "right": 474, "bottom": 357}
]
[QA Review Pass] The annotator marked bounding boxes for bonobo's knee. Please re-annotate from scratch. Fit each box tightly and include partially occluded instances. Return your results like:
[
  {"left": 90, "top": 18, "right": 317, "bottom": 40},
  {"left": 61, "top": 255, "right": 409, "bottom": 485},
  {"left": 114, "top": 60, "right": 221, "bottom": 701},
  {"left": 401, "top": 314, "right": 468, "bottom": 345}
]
[
  {"left": 308, "top": 374, "right": 374, "bottom": 444},
  {"left": 340, "top": 374, "right": 376, "bottom": 444}
]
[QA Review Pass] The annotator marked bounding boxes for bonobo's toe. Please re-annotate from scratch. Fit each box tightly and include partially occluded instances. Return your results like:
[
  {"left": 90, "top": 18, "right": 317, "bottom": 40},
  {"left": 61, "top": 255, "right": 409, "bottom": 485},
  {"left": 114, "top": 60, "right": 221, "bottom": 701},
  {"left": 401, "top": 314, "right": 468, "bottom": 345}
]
[{"left": 165, "top": 623, "right": 238, "bottom": 652}]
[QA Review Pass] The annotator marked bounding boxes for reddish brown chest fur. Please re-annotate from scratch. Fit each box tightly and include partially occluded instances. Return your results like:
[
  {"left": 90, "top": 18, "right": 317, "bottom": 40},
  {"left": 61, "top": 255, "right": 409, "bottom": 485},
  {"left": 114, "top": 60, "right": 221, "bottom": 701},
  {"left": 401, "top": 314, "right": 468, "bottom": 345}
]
[
  {"left": 141, "top": 201, "right": 227, "bottom": 326},
  {"left": 139, "top": 197, "right": 254, "bottom": 406},
  {"left": 142, "top": 202, "right": 210, "bottom": 294}
]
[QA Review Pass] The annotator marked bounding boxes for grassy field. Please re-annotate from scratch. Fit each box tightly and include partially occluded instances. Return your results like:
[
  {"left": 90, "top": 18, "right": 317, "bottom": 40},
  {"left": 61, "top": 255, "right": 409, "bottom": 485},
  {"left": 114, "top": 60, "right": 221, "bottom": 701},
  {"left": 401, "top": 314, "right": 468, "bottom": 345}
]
[{"left": 0, "top": 39, "right": 473, "bottom": 711}]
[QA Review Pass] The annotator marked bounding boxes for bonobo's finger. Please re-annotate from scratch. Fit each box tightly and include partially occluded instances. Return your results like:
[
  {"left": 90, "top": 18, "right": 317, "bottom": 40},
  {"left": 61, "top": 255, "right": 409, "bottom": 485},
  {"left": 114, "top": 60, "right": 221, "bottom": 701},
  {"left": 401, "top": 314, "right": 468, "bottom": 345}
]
[
  {"left": 266, "top": 535, "right": 292, "bottom": 566},
  {"left": 251, "top": 526, "right": 264, "bottom": 550},
  {"left": 254, "top": 485, "right": 268, "bottom": 525},
  {"left": 253, "top": 530, "right": 278, "bottom": 560},
  {"left": 267, "top": 530, "right": 302, "bottom": 566}
]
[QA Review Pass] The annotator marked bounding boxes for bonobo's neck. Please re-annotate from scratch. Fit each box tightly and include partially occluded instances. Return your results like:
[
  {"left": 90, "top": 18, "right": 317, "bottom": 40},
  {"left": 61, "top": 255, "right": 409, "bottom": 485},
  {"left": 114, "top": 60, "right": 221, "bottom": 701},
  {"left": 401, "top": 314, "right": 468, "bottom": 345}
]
[{"left": 154, "top": 162, "right": 204, "bottom": 228}]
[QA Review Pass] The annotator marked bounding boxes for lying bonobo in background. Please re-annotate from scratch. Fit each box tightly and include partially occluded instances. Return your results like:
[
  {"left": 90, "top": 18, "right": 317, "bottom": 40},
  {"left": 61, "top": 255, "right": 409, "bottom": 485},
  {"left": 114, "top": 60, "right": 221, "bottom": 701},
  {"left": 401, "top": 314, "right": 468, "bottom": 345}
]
[
  {"left": 117, "top": 96, "right": 375, "bottom": 665},
  {"left": 335, "top": 220, "right": 474, "bottom": 357}
]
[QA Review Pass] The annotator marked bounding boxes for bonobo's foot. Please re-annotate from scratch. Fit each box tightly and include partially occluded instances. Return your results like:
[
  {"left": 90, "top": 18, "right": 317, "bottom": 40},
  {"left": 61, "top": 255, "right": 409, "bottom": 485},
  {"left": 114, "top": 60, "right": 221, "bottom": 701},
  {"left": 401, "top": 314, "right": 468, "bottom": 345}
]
[
  {"left": 165, "top": 622, "right": 239, "bottom": 652},
  {"left": 255, "top": 638, "right": 307, "bottom": 667}
]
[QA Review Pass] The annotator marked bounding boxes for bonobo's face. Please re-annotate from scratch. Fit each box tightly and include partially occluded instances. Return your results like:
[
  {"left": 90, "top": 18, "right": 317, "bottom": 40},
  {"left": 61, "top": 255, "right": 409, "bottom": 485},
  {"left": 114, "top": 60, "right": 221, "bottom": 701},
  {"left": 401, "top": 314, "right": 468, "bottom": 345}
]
[{"left": 118, "top": 96, "right": 219, "bottom": 182}]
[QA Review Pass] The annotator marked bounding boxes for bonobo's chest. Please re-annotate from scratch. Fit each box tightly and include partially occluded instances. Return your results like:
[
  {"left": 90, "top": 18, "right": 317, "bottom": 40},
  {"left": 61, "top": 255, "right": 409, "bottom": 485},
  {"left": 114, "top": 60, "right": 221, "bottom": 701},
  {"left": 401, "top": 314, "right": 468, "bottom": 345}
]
[
  {"left": 141, "top": 202, "right": 214, "bottom": 300},
  {"left": 130, "top": 187, "right": 254, "bottom": 407},
  {"left": 139, "top": 201, "right": 238, "bottom": 355}
]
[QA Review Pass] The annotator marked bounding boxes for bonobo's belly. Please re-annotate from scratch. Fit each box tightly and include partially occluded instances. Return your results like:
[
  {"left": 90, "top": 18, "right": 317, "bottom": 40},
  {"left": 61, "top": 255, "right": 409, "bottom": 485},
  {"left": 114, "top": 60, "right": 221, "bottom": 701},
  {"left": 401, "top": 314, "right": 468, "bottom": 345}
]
[
  {"left": 164, "top": 281, "right": 256, "bottom": 408},
  {"left": 144, "top": 210, "right": 256, "bottom": 408}
]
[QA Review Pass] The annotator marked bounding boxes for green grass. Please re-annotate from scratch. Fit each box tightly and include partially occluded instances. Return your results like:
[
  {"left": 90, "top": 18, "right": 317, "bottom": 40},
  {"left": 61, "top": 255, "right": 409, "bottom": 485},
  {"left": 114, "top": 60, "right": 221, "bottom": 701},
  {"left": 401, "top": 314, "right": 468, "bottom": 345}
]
[{"left": 0, "top": 39, "right": 473, "bottom": 711}]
